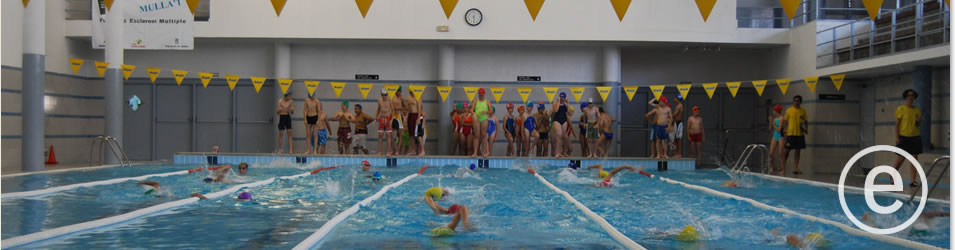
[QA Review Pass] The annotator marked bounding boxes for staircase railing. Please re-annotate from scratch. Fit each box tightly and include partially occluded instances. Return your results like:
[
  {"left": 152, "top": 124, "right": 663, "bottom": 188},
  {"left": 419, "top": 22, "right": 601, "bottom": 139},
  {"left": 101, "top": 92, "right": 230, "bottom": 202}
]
[
  {"left": 908, "top": 156, "right": 949, "bottom": 203},
  {"left": 731, "top": 144, "right": 770, "bottom": 174},
  {"left": 90, "top": 136, "right": 131, "bottom": 167}
]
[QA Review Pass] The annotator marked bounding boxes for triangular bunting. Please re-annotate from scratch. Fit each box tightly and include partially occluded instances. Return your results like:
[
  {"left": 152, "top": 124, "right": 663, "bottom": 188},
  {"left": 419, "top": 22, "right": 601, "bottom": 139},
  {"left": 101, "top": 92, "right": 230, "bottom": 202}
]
[
  {"left": 489, "top": 87, "right": 505, "bottom": 103},
  {"left": 463, "top": 86, "right": 479, "bottom": 102},
  {"left": 186, "top": 0, "right": 200, "bottom": 15},
  {"left": 829, "top": 74, "right": 846, "bottom": 91},
  {"left": 623, "top": 86, "right": 638, "bottom": 101},
  {"left": 517, "top": 88, "right": 533, "bottom": 104},
  {"left": 330, "top": 81, "right": 347, "bottom": 97},
  {"left": 862, "top": 0, "right": 884, "bottom": 20},
  {"left": 569, "top": 87, "right": 585, "bottom": 102},
  {"left": 69, "top": 58, "right": 84, "bottom": 75},
  {"left": 22, "top": 0, "right": 29, "bottom": 7},
  {"left": 596, "top": 87, "right": 613, "bottom": 102},
  {"left": 702, "top": 83, "right": 718, "bottom": 99},
  {"left": 304, "top": 81, "right": 320, "bottom": 97},
  {"left": 436, "top": 86, "right": 453, "bottom": 102},
  {"left": 120, "top": 64, "right": 136, "bottom": 80},
  {"left": 694, "top": 0, "right": 717, "bottom": 22},
  {"left": 356, "top": 0, "right": 374, "bottom": 18},
  {"left": 726, "top": 81, "right": 741, "bottom": 98},
  {"left": 776, "top": 78, "right": 791, "bottom": 95},
  {"left": 277, "top": 78, "right": 293, "bottom": 94},
  {"left": 270, "top": 0, "right": 287, "bottom": 17},
  {"left": 94, "top": 61, "right": 109, "bottom": 77},
  {"left": 410, "top": 85, "right": 427, "bottom": 101},
  {"left": 384, "top": 84, "right": 400, "bottom": 99},
  {"left": 146, "top": 67, "right": 161, "bottom": 83},
  {"left": 524, "top": 0, "right": 545, "bottom": 21},
  {"left": 676, "top": 84, "right": 692, "bottom": 100},
  {"left": 358, "top": 83, "right": 373, "bottom": 99},
  {"left": 804, "top": 76, "right": 819, "bottom": 93},
  {"left": 542, "top": 87, "right": 559, "bottom": 101},
  {"left": 779, "top": 0, "right": 800, "bottom": 20},
  {"left": 198, "top": 72, "right": 214, "bottom": 88},
  {"left": 610, "top": 0, "right": 632, "bottom": 22},
  {"left": 439, "top": 0, "right": 459, "bottom": 19},
  {"left": 250, "top": 77, "right": 265, "bottom": 93},
  {"left": 752, "top": 80, "right": 767, "bottom": 96},
  {"left": 225, "top": 74, "right": 240, "bottom": 91},
  {"left": 172, "top": 70, "right": 188, "bottom": 86},
  {"left": 104, "top": 0, "right": 115, "bottom": 11},
  {"left": 649, "top": 85, "right": 665, "bottom": 101}
]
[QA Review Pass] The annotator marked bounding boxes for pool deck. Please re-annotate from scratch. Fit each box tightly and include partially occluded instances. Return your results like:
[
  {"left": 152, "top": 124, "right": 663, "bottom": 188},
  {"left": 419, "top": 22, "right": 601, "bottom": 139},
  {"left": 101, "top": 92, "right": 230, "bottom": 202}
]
[{"left": 173, "top": 152, "right": 697, "bottom": 171}]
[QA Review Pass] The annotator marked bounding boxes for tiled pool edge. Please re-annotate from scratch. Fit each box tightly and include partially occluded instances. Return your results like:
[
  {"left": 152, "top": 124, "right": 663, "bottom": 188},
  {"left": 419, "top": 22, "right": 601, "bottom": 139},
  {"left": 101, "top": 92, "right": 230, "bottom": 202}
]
[{"left": 173, "top": 153, "right": 696, "bottom": 171}]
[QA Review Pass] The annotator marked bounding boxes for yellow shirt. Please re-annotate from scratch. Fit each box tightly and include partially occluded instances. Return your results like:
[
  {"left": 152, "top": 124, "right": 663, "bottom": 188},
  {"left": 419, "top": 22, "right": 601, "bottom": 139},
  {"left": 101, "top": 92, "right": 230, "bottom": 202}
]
[
  {"left": 895, "top": 105, "right": 922, "bottom": 137},
  {"left": 784, "top": 107, "right": 808, "bottom": 136}
]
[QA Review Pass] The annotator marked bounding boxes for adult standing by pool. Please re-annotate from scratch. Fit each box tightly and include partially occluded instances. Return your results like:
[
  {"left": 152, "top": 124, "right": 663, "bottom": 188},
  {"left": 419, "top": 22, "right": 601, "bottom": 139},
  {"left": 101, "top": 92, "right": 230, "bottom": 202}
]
[
  {"left": 551, "top": 93, "right": 571, "bottom": 158},
  {"left": 471, "top": 88, "right": 493, "bottom": 158},
  {"left": 781, "top": 95, "right": 808, "bottom": 175},
  {"left": 893, "top": 89, "right": 923, "bottom": 187},
  {"left": 406, "top": 88, "right": 423, "bottom": 155},
  {"left": 392, "top": 87, "right": 409, "bottom": 155},
  {"left": 304, "top": 92, "right": 322, "bottom": 155},
  {"left": 376, "top": 89, "right": 394, "bottom": 156},
  {"left": 276, "top": 92, "right": 295, "bottom": 154}
]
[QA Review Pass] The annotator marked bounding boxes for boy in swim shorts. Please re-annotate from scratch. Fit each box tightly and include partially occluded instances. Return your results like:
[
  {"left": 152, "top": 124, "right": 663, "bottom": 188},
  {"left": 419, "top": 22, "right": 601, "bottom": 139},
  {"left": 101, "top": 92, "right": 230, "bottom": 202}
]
[
  {"left": 686, "top": 106, "right": 704, "bottom": 165},
  {"left": 645, "top": 97, "right": 672, "bottom": 159},
  {"left": 376, "top": 90, "right": 394, "bottom": 156}
]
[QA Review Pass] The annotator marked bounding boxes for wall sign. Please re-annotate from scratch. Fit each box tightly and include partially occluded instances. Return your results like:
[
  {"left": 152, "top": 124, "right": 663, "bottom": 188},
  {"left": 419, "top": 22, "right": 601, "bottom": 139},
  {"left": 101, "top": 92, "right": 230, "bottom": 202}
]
[
  {"left": 91, "top": 0, "right": 194, "bottom": 50},
  {"left": 356, "top": 74, "right": 379, "bottom": 80},
  {"left": 517, "top": 76, "right": 541, "bottom": 81}
]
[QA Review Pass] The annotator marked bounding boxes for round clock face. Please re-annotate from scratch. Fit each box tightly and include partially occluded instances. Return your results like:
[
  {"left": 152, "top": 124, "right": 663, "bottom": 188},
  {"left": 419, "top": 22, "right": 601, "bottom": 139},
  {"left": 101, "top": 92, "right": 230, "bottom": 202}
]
[{"left": 465, "top": 8, "right": 482, "bottom": 26}]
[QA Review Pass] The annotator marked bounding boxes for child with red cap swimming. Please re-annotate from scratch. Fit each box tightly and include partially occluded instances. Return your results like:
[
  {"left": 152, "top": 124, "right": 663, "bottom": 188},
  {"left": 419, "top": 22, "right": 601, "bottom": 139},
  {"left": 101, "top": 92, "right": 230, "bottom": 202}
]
[{"left": 586, "top": 165, "right": 636, "bottom": 187}]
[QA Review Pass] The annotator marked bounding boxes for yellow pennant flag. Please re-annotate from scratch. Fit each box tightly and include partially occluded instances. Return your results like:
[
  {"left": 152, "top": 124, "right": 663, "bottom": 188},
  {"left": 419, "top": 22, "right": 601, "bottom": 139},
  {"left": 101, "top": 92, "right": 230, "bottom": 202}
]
[
  {"left": 829, "top": 74, "right": 846, "bottom": 91},
  {"left": 22, "top": 0, "right": 29, "bottom": 7},
  {"left": 676, "top": 84, "right": 692, "bottom": 100},
  {"left": 358, "top": 83, "right": 373, "bottom": 99},
  {"left": 752, "top": 80, "right": 767, "bottom": 96},
  {"left": 250, "top": 77, "right": 265, "bottom": 93},
  {"left": 649, "top": 85, "right": 666, "bottom": 101},
  {"left": 94, "top": 61, "right": 109, "bottom": 77},
  {"left": 225, "top": 74, "right": 240, "bottom": 91},
  {"left": 198, "top": 72, "right": 214, "bottom": 88},
  {"left": 463, "top": 86, "right": 479, "bottom": 102},
  {"left": 172, "top": 70, "right": 188, "bottom": 86},
  {"left": 517, "top": 88, "right": 533, "bottom": 104},
  {"left": 726, "top": 82, "right": 741, "bottom": 98},
  {"left": 623, "top": 86, "right": 638, "bottom": 101},
  {"left": 69, "top": 58, "right": 84, "bottom": 75},
  {"left": 779, "top": 0, "right": 800, "bottom": 20},
  {"left": 186, "top": 0, "right": 200, "bottom": 15},
  {"left": 596, "top": 87, "right": 613, "bottom": 102},
  {"left": 104, "top": 0, "right": 115, "bottom": 11},
  {"left": 702, "top": 83, "right": 718, "bottom": 99},
  {"left": 489, "top": 87, "right": 505, "bottom": 103},
  {"left": 120, "top": 64, "right": 136, "bottom": 80},
  {"left": 436, "top": 86, "right": 453, "bottom": 102},
  {"left": 439, "top": 0, "right": 459, "bottom": 19},
  {"left": 304, "top": 81, "right": 320, "bottom": 97},
  {"left": 862, "top": 0, "right": 884, "bottom": 20},
  {"left": 384, "top": 84, "right": 400, "bottom": 99},
  {"left": 277, "top": 78, "right": 293, "bottom": 94},
  {"left": 776, "top": 78, "right": 791, "bottom": 95},
  {"left": 610, "top": 0, "right": 632, "bottom": 21},
  {"left": 524, "top": 0, "right": 545, "bottom": 21},
  {"left": 356, "top": 0, "right": 374, "bottom": 18},
  {"left": 542, "top": 87, "right": 559, "bottom": 101},
  {"left": 270, "top": 0, "right": 287, "bottom": 17},
  {"left": 569, "top": 87, "right": 585, "bottom": 102},
  {"left": 695, "top": 0, "right": 717, "bottom": 22},
  {"left": 410, "top": 85, "right": 427, "bottom": 101},
  {"left": 146, "top": 67, "right": 161, "bottom": 83},
  {"left": 330, "top": 81, "right": 346, "bottom": 97},
  {"left": 804, "top": 76, "right": 819, "bottom": 93}
]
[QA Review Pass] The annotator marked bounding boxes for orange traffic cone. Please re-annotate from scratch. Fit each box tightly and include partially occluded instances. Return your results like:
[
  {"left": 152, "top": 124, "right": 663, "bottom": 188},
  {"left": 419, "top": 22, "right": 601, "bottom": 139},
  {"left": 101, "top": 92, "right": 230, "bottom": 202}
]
[{"left": 45, "top": 145, "right": 58, "bottom": 165}]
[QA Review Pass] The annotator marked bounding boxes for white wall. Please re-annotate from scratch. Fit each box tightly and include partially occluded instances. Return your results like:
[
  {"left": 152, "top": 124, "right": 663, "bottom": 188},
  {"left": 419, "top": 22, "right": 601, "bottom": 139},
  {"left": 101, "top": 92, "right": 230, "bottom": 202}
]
[
  {"left": 455, "top": 45, "right": 602, "bottom": 82},
  {"left": 622, "top": 46, "right": 775, "bottom": 85},
  {"left": 2, "top": 0, "right": 74, "bottom": 74},
  {"left": 291, "top": 43, "right": 437, "bottom": 81}
]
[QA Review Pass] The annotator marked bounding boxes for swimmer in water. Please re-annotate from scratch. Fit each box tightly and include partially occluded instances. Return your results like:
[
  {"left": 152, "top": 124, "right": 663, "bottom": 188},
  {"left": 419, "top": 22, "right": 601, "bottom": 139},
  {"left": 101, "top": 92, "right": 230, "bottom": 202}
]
[
  {"left": 361, "top": 160, "right": 371, "bottom": 172},
  {"left": 862, "top": 211, "right": 949, "bottom": 235},
  {"left": 423, "top": 187, "right": 472, "bottom": 230},
  {"left": 203, "top": 166, "right": 233, "bottom": 183},
  {"left": 785, "top": 232, "right": 829, "bottom": 248},
  {"left": 722, "top": 180, "right": 738, "bottom": 188},
  {"left": 237, "top": 192, "right": 253, "bottom": 201},
  {"left": 138, "top": 180, "right": 209, "bottom": 199},
  {"left": 587, "top": 164, "right": 636, "bottom": 187}
]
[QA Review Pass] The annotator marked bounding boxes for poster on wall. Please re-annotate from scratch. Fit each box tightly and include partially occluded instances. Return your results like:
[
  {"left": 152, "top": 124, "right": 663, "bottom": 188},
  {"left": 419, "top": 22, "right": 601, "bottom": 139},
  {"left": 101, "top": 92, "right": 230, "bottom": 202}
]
[{"left": 91, "top": 0, "right": 194, "bottom": 50}]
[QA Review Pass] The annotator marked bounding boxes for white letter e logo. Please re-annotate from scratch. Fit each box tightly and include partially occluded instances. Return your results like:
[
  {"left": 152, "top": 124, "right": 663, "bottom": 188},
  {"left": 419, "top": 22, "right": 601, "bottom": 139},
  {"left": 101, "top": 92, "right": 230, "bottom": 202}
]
[{"left": 864, "top": 166, "right": 903, "bottom": 214}]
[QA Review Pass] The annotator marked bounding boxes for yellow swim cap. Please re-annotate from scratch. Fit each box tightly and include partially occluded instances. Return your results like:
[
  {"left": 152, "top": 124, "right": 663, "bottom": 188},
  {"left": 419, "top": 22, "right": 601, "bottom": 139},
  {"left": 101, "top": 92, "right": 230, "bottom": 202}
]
[
  {"left": 430, "top": 226, "right": 456, "bottom": 237},
  {"left": 599, "top": 171, "right": 609, "bottom": 178},
  {"left": 807, "top": 233, "right": 828, "bottom": 247},
  {"left": 676, "top": 225, "right": 699, "bottom": 242},
  {"left": 425, "top": 187, "right": 443, "bottom": 200}
]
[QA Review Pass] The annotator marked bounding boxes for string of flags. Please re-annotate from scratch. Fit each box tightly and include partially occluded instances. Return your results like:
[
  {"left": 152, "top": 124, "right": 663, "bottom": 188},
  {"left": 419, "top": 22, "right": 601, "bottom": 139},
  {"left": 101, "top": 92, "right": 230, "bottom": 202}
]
[{"left": 68, "top": 58, "right": 848, "bottom": 103}]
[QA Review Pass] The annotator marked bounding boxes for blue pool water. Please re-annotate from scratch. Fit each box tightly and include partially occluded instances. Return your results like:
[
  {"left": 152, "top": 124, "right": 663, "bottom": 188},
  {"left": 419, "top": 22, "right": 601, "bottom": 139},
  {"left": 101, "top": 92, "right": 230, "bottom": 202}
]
[
  {"left": 1, "top": 162, "right": 948, "bottom": 249},
  {"left": 1, "top": 164, "right": 203, "bottom": 193}
]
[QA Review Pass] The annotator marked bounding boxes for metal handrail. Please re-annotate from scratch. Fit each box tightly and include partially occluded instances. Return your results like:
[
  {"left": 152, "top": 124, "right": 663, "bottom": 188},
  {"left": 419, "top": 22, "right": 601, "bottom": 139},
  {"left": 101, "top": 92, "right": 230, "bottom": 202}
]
[
  {"left": 731, "top": 144, "right": 770, "bottom": 174},
  {"left": 816, "top": 0, "right": 944, "bottom": 34},
  {"left": 908, "top": 156, "right": 949, "bottom": 203},
  {"left": 90, "top": 136, "right": 131, "bottom": 167}
]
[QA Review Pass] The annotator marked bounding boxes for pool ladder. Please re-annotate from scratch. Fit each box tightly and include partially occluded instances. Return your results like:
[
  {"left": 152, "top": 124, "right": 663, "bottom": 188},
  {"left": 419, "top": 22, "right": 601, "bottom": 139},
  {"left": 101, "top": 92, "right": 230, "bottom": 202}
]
[
  {"left": 731, "top": 144, "right": 770, "bottom": 174},
  {"left": 908, "top": 156, "right": 949, "bottom": 203},
  {"left": 90, "top": 136, "right": 131, "bottom": 167}
]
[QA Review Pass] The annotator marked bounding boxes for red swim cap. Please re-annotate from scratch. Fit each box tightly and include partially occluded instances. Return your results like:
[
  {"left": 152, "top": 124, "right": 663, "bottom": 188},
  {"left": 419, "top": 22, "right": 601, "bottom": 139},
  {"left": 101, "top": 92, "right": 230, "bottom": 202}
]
[
  {"left": 773, "top": 104, "right": 783, "bottom": 113},
  {"left": 478, "top": 88, "right": 486, "bottom": 95}
]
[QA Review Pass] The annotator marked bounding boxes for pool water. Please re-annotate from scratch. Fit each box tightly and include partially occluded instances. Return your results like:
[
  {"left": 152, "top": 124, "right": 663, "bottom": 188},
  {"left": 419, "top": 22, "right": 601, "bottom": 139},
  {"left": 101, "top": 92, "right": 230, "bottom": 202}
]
[{"left": 1, "top": 164, "right": 204, "bottom": 193}]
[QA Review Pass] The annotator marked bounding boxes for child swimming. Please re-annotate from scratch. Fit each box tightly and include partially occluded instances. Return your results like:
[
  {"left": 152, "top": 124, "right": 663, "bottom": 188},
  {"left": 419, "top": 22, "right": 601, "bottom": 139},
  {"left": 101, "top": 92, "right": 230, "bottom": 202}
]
[
  {"left": 423, "top": 187, "right": 472, "bottom": 236},
  {"left": 586, "top": 164, "right": 636, "bottom": 187}
]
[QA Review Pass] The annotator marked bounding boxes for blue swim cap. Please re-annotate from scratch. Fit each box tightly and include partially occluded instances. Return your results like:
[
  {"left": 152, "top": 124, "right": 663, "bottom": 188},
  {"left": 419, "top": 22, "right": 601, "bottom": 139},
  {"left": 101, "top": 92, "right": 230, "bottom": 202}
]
[
  {"left": 568, "top": 162, "right": 578, "bottom": 169},
  {"left": 469, "top": 164, "right": 476, "bottom": 170},
  {"left": 580, "top": 103, "right": 588, "bottom": 109},
  {"left": 676, "top": 93, "right": 684, "bottom": 101},
  {"left": 203, "top": 178, "right": 214, "bottom": 183},
  {"left": 559, "top": 92, "right": 567, "bottom": 98},
  {"left": 538, "top": 103, "right": 545, "bottom": 110},
  {"left": 373, "top": 171, "right": 382, "bottom": 178},
  {"left": 238, "top": 192, "right": 252, "bottom": 200}
]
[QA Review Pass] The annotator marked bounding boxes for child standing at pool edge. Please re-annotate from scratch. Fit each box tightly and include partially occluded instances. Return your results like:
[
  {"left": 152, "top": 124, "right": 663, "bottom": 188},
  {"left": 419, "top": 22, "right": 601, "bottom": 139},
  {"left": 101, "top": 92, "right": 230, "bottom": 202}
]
[{"left": 687, "top": 106, "right": 705, "bottom": 166}]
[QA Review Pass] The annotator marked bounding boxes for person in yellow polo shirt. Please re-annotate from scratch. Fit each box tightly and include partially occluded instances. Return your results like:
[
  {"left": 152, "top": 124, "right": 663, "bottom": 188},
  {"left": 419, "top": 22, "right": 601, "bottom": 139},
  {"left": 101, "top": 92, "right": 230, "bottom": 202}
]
[
  {"left": 781, "top": 95, "right": 808, "bottom": 175},
  {"left": 894, "top": 89, "right": 923, "bottom": 187}
]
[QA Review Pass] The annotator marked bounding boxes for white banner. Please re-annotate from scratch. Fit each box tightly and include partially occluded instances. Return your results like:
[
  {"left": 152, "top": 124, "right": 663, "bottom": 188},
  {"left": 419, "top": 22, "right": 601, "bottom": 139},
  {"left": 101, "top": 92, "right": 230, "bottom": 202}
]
[{"left": 92, "top": 0, "right": 193, "bottom": 50}]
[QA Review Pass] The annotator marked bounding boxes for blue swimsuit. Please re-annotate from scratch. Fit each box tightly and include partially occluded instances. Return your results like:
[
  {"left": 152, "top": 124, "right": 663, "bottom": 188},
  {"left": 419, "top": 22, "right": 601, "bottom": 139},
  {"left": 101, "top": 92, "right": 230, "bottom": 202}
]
[
  {"left": 505, "top": 117, "right": 516, "bottom": 135},
  {"left": 487, "top": 119, "right": 497, "bottom": 136},
  {"left": 524, "top": 116, "right": 536, "bottom": 132}
]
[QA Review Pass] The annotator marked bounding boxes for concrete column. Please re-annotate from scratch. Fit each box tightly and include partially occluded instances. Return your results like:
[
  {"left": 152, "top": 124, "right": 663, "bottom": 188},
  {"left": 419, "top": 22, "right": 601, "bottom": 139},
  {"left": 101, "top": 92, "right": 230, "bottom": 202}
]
[
  {"left": 21, "top": 0, "right": 46, "bottom": 171},
  {"left": 274, "top": 43, "right": 291, "bottom": 152},
  {"left": 437, "top": 45, "right": 455, "bottom": 155},
  {"left": 104, "top": 0, "right": 125, "bottom": 164},
  {"left": 913, "top": 66, "right": 932, "bottom": 151},
  {"left": 602, "top": 46, "right": 621, "bottom": 157}
]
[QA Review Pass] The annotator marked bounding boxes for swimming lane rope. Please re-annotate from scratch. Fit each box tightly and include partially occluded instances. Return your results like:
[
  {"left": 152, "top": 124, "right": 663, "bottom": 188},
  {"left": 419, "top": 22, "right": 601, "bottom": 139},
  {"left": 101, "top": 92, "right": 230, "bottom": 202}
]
[{"left": 1, "top": 167, "right": 210, "bottom": 200}]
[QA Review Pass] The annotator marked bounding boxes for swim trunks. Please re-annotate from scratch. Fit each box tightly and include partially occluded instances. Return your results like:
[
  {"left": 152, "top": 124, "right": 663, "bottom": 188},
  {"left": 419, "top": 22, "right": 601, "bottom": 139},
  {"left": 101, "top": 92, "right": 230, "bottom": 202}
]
[
  {"left": 603, "top": 132, "right": 614, "bottom": 140},
  {"left": 316, "top": 129, "right": 327, "bottom": 145},
  {"left": 447, "top": 204, "right": 461, "bottom": 214},
  {"left": 785, "top": 135, "right": 805, "bottom": 150},
  {"left": 673, "top": 121, "right": 684, "bottom": 139},
  {"left": 689, "top": 133, "right": 702, "bottom": 143},
  {"left": 338, "top": 127, "right": 352, "bottom": 145},
  {"left": 278, "top": 115, "right": 292, "bottom": 130},
  {"left": 352, "top": 132, "right": 367, "bottom": 149},
  {"left": 654, "top": 125, "right": 669, "bottom": 140},
  {"left": 538, "top": 132, "right": 549, "bottom": 140},
  {"left": 401, "top": 131, "right": 411, "bottom": 146},
  {"left": 378, "top": 116, "right": 392, "bottom": 132},
  {"left": 587, "top": 123, "right": 599, "bottom": 139},
  {"left": 407, "top": 113, "right": 419, "bottom": 134},
  {"left": 306, "top": 115, "right": 318, "bottom": 125}
]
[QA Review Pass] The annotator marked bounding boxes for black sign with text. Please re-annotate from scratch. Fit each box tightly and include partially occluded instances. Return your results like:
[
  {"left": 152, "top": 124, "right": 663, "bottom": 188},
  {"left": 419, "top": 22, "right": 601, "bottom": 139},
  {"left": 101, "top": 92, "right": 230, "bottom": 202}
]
[
  {"left": 356, "top": 74, "right": 379, "bottom": 80},
  {"left": 517, "top": 76, "right": 541, "bottom": 81}
]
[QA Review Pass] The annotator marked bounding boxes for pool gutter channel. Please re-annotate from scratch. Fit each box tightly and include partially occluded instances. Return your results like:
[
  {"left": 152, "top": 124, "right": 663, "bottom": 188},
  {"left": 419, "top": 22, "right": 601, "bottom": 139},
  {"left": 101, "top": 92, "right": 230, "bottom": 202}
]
[
  {"left": 737, "top": 170, "right": 951, "bottom": 205},
  {"left": 651, "top": 174, "right": 943, "bottom": 250},
  {"left": 531, "top": 172, "right": 646, "bottom": 250},
  {"left": 0, "top": 167, "right": 339, "bottom": 249}
]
